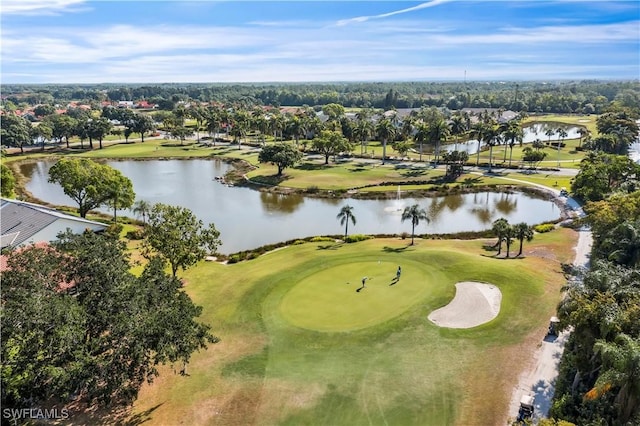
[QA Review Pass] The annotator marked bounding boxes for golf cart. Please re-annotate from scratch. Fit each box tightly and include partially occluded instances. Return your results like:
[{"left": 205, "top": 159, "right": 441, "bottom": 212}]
[
  {"left": 559, "top": 187, "right": 569, "bottom": 197},
  {"left": 517, "top": 394, "right": 535, "bottom": 422},
  {"left": 547, "top": 316, "right": 560, "bottom": 336}
]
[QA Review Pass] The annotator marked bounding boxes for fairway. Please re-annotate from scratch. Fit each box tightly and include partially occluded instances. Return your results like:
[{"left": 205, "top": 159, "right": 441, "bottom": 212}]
[
  {"left": 280, "top": 260, "right": 438, "bottom": 331},
  {"left": 131, "top": 232, "right": 578, "bottom": 426}
]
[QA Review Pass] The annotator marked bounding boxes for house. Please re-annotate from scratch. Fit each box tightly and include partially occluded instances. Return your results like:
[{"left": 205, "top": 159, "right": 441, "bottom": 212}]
[{"left": 0, "top": 198, "right": 108, "bottom": 249}]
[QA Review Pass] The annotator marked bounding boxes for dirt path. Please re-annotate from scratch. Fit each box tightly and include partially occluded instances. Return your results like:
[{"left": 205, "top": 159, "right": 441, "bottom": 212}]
[{"left": 506, "top": 201, "right": 592, "bottom": 423}]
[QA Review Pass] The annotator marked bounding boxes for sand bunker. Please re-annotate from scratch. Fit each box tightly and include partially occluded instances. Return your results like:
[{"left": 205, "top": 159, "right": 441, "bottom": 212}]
[{"left": 428, "top": 282, "right": 502, "bottom": 328}]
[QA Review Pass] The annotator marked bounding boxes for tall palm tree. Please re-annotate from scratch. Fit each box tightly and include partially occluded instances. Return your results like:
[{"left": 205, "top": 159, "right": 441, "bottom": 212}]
[
  {"left": 557, "top": 128, "right": 568, "bottom": 166},
  {"left": 544, "top": 128, "right": 554, "bottom": 146},
  {"left": 503, "top": 121, "right": 524, "bottom": 166},
  {"left": 504, "top": 224, "right": 515, "bottom": 258},
  {"left": 577, "top": 127, "right": 589, "bottom": 149},
  {"left": 133, "top": 199, "right": 151, "bottom": 225},
  {"left": 414, "top": 122, "right": 429, "bottom": 162},
  {"left": 375, "top": 118, "right": 396, "bottom": 165},
  {"left": 336, "top": 205, "right": 357, "bottom": 238},
  {"left": 514, "top": 222, "right": 534, "bottom": 257},
  {"left": 492, "top": 218, "right": 509, "bottom": 256},
  {"left": 353, "top": 118, "right": 373, "bottom": 155},
  {"left": 401, "top": 204, "right": 429, "bottom": 245},
  {"left": 449, "top": 113, "right": 468, "bottom": 152},
  {"left": 429, "top": 118, "right": 450, "bottom": 165},
  {"left": 471, "top": 121, "right": 488, "bottom": 167},
  {"left": 483, "top": 124, "right": 501, "bottom": 173}
]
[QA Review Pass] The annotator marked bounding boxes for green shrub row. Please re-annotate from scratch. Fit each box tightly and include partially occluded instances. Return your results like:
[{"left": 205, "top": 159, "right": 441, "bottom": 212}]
[
  {"left": 344, "top": 234, "right": 372, "bottom": 243},
  {"left": 534, "top": 223, "right": 556, "bottom": 233}
]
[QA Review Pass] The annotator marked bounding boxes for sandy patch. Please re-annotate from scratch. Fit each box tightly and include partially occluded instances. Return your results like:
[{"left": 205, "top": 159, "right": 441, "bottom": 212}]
[{"left": 428, "top": 282, "right": 502, "bottom": 328}]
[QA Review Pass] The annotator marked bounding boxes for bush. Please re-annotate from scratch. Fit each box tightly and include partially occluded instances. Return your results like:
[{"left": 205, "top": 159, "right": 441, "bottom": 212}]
[
  {"left": 105, "top": 223, "right": 123, "bottom": 237},
  {"left": 310, "top": 236, "right": 335, "bottom": 242},
  {"left": 345, "top": 234, "right": 372, "bottom": 243},
  {"left": 227, "top": 255, "right": 240, "bottom": 264},
  {"left": 400, "top": 232, "right": 409, "bottom": 240},
  {"left": 534, "top": 223, "right": 555, "bottom": 233},
  {"left": 292, "top": 240, "right": 306, "bottom": 245},
  {"left": 306, "top": 185, "right": 319, "bottom": 194},
  {"left": 125, "top": 229, "right": 144, "bottom": 240}
]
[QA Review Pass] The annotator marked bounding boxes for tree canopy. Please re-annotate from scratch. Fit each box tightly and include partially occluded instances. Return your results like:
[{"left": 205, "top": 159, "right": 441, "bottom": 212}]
[
  {"left": 142, "top": 203, "right": 221, "bottom": 277},
  {"left": 258, "top": 143, "right": 303, "bottom": 176},
  {"left": 1, "top": 231, "right": 218, "bottom": 409},
  {"left": 48, "top": 158, "right": 135, "bottom": 218}
]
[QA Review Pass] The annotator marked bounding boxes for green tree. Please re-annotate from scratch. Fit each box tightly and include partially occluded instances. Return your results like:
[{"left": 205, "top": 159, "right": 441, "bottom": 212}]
[
  {"left": 87, "top": 117, "right": 112, "bottom": 149},
  {"left": 31, "top": 122, "right": 52, "bottom": 151},
  {"left": 522, "top": 147, "right": 548, "bottom": 170},
  {"left": 336, "top": 205, "right": 356, "bottom": 238},
  {"left": 131, "top": 113, "right": 155, "bottom": 143},
  {"left": 258, "top": 143, "right": 303, "bottom": 176},
  {"left": 428, "top": 117, "right": 450, "bottom": 165},
  {"left": 108, "top": 171, "right": 136, "bottom": 222},
  {"left": 513, "top": 222, "right": 534, "bottom": 257},
  {"left": 571, "top": 153, "right": 640, "bottom": 202},
  {"left": 592, "top": 334, "right": 640, "bottom": 423},
  {"left": 441, "top": 150, "right": 469, "bottom": 179},
  {"left": 48, "top": 158, "right": 134, "bottom": 218},
  {"left": 556, "top": 128, "right": 568, "bottom": 167},
  {"left": 1, "top": 164, "right": 16, "bottom": 197},
  {"left": 143, "top": 203, "right": 221, "bottom": 277},
  {"left": 0, "top": 114, "right": 32, "bottom": 153},
  {"left": 0, "top": 231, "right": 217, "bottom": 408},
  {"left": 401, "top": 204, "right": 429, "bottom": 245},
  {"left": 312, "top": 130, "right": 352, "bottom": 165}
]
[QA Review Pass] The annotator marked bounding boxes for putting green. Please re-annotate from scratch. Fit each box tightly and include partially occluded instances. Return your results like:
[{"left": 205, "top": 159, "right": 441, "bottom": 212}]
[{"left": 279, "top": 260, "right": 438, "bottom": 332}]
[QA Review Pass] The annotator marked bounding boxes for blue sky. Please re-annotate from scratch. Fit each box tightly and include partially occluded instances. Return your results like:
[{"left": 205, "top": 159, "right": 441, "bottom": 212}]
[{"left": 1, "top": 1, "right": 638, "bottom": 83}]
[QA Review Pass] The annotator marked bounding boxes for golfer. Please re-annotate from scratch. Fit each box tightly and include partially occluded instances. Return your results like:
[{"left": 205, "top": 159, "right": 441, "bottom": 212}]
[{"left": 396, "top": 266, "right": 401, "bottom": 280}]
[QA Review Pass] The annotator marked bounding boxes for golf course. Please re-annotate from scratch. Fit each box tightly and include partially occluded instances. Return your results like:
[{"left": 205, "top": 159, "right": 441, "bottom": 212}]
[{"left": 130, "top": 230, "right": 577, "bottom": 425}]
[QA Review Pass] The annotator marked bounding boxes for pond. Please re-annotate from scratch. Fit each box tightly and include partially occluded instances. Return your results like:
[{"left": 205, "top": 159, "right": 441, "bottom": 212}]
[
  {"left": 443, "top": 123, "right": 584, "bottom": 155},
  {"left": 22, "top": 160, "right": 561, "bottom": 254}
]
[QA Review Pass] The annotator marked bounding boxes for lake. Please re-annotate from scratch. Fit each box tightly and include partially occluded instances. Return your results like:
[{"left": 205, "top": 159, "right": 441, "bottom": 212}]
[{"left": 22, "top": 159, "right": 561, "bottom": 253}]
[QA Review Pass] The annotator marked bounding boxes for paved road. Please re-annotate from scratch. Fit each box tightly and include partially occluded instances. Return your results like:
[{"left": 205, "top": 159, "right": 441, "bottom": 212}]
[{"left": 507, "top": 200, "right": 591, "bottom": 424}]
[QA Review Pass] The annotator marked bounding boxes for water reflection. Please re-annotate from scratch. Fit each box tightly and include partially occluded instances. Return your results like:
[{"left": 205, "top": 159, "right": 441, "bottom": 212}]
[
  {"left": 22, "top": 159, "right": 560, "bottom": 253},
  {"left": 443, "top": 123, "right": 583, "bottom": 155},
  {"left": 260, "top": 192, "right": 304, "bottom": 214}
]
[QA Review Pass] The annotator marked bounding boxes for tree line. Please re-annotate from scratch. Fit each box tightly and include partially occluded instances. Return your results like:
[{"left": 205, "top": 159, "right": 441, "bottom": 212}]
[
  {"left": 549, "top": 155, "right": 640, "bottom": 424},
  {"left": 2, "top": 80, "right": 639, "bottom": 115}
]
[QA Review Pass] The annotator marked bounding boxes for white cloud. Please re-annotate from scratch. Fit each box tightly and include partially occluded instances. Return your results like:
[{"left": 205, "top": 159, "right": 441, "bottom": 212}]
[
  {"left": 1, "top": 0, "right": 86, "bottom": 15},
  {"left": 336, "top": 0, "right": 451, "bottom": 26}
]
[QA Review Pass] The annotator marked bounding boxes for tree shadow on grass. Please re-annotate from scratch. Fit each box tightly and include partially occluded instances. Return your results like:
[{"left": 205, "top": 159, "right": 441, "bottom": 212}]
[
  {"left": 400, "top": 168, "right": 428, "bottom": 178},
  {"left": 65, "top": 402, "right": 164, "bottom": 426},
  {"left": 294, "top": 162, "right": 331, "bottom": 171},
  {"left": 317, "top": 242, "right": 344, "bottom": 250},
  {"left": 382, "top": 245, "right": 413, "bottom": 253}
]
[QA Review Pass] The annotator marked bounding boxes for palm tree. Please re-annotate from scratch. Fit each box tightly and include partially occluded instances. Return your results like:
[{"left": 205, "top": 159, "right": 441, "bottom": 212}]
[
  {"left": 375, "top": 118, "right": 396, "bottom": 165},
  {"left": 353, "top": 118, "right": 373, "bottom": 155},
  {"left": 577, "top": 127, "right": 589, "bottom": 149},
  {"left": 492, "top": 218, "right": 509, "bottom": 256},
  {"left": 484, "top": 124, "right": 501, "bottom": 173},
  {"left": 401, "top": 204, "right": 429, "bottom": 245},
  {"left": 504, "top": 224, "right": 515, "bottom": 258},
  {"left": 593, "top": 333, "right": 640, "bottom": 423},
  {"left": 471, "top": 121, "right": 488, "bottom": 167},
  {"left": 544, "top": 127, "right": 554, "bottom": 146},
  {"left": 133, "top": 200, "right": 151, "bottom": 225},
  {"left": 503, "top": 121, "right": 524, "bottom": 167},
  {"left": 514, "top": 222, "right": 534, "bottom": 257},
  {"left": 336, "top": 205, "right": 356, "bottom": 238},
  {"left": 449, "top": 112, "right": 468, "bottom": 152},
  {"left": 429, "top": 118, "right": 450, "bottom": 165},
  {"left": 557, "top": 128, "right": 568, "bottom": 167},
  {"left": 414, "top": 122, "right": 429, "bottom": 162}
]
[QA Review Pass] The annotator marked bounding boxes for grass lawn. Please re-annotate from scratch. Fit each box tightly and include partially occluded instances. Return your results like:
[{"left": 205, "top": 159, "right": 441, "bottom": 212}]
[{"left": 130, "top": 229, "right": 577, "bottom": 426}]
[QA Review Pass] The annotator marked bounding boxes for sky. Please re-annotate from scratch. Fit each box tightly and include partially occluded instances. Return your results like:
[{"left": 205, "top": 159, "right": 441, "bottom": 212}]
[{"left": 1, "top": 0, "right": 639, "bottom": 84}]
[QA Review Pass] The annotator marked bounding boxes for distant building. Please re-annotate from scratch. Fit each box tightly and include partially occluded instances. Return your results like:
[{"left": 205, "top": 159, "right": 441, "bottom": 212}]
[{"left": 0, "top": 198, "right": 108, "bottom": 249}]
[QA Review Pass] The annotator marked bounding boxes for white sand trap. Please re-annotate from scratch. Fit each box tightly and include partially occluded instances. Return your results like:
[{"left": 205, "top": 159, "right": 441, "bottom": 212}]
[{"left": 428, "top": 282, "right": 502, "bottom": 328}]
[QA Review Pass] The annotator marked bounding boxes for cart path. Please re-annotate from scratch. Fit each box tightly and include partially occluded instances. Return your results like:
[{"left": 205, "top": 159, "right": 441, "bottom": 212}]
[{"left": 507, "top": 220, "right": 592, "bottom": 423}]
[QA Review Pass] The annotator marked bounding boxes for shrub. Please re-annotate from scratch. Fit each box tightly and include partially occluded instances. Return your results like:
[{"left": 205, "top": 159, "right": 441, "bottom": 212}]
[
  {"left": 105, "top": 223, "right": 123, "bottom": 237},
  {"left": 534, "top": 223, "right": 555, "bottom": 233},
  {"left": 310, "top": 236, "right": 335, "bottom": 242},
  {"left": 306, "top": 185, "right": 319, "bottom": 194},
  {"left": 227, "top": 255, "right": 240, "bottom": 264},
  {"left": 292, "top": 240, "right": 306, "bottom": 245},
  {"left": 400, "top": 232, "right": 408, "bottom": 240},
  {"left": 125, "top": 229, "right": 144, "bottom": 240},
  {"left": 345, "top": 234, "right": 372, "bottom": 243}
]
